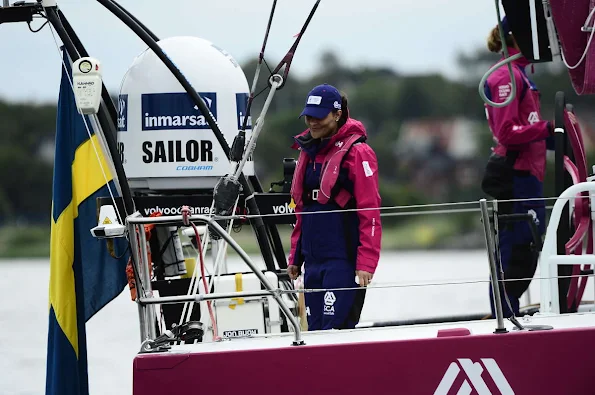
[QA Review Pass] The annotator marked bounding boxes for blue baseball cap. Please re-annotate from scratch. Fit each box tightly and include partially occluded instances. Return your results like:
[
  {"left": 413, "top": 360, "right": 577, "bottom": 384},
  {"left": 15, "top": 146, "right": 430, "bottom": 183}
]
[
  {"left": 501, "top": 16, "right": 511, "bottom": 35},
  {"left": 299, "top": 84, "right": 342, "bottom": 119}
]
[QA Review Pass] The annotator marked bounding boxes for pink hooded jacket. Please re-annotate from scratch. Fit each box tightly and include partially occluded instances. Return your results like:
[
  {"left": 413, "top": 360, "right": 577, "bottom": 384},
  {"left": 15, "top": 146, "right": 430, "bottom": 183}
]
[
  {"left": 484, "top": 48, "right": 552, "bottom": 181},
  {"left": 288, "top": 118, "right": 382, "bottom": 274}
]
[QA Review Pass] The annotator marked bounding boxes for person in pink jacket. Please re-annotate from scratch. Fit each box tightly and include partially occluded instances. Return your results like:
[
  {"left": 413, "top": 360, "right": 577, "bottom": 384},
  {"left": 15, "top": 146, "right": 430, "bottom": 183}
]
[
  {"left": 286, "top": 84, "right": 382, "bottom": 330},
  {"left": 482, "top": 17, "right": 554, "bottom": 317}
]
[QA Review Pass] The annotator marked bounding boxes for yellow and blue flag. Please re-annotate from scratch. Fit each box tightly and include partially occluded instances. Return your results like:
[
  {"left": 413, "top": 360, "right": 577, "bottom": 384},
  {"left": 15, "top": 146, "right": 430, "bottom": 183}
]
[{"left": 45, "top": 48, "right": 129, "bottom": 395}]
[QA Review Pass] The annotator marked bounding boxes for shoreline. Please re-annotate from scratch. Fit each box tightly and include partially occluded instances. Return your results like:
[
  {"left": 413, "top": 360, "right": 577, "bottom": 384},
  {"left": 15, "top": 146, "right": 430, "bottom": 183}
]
[{"left": 0, "top": 218, "right": 486, "bottom": 259}]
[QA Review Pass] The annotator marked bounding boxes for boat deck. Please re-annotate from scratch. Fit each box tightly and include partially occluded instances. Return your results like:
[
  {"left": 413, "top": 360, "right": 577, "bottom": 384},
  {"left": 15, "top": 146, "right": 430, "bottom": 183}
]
[
  {"left": 167, "top": 310, "right": 595, "bottom": 353},
  {"left": 133, "top": 312, "right": 595, "bottom": 395}
]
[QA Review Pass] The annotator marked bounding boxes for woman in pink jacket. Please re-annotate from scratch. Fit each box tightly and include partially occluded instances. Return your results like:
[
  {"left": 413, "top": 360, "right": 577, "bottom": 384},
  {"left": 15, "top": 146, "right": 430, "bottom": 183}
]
[
  {"left": 482, "top": 17, "right": 554, "bottom": 317},
  {"left": 286, "top": 84, "right": 382, "bottom": 330}
]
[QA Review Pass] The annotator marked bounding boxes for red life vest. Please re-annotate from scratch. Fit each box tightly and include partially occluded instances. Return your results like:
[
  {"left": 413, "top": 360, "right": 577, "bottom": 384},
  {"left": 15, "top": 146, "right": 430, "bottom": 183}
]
[{"left": 291, "top": 133, "right": 365, "bottom": 208}]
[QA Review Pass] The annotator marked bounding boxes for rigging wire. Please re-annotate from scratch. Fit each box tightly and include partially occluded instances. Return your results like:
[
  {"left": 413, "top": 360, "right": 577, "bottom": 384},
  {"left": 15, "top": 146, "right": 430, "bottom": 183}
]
[
  {"left": 241, "top": 0, "right": 278, "bottom": 131},
  {"left": 239, "top": 0, "right": 321, "bottom": 132}
]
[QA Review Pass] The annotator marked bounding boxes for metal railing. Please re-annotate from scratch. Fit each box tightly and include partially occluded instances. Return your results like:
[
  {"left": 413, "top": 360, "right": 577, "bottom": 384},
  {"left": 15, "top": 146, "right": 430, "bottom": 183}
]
[
  {"left": 480, "top": 199, "right": 508, "bottom": 333},
  {"left": 126, "top": 213, "right": 305, "bottom": 346},
  {"left": 122, "top": 185, "right": 595, "bottom": 347},
  {"left": 540, "top": 181, "right": 595, "bottom": 314}
]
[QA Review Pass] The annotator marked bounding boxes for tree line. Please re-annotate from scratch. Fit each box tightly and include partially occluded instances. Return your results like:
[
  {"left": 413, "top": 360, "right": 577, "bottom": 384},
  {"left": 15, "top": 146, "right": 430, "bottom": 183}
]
[{"left": 0, "top": 47, "right": 592, "bottom": 228}]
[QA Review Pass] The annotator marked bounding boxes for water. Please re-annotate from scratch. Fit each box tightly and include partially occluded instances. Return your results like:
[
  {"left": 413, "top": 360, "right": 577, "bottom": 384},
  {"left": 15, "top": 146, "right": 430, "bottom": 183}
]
[{"left": 1, "top": 250, "right": 590, "bottom": 394}]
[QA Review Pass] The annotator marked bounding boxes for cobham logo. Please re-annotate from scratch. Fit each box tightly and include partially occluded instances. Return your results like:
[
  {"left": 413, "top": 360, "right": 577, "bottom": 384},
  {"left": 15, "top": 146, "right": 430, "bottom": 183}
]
[{"left": 434, "top": 358, "right": 514, "bottom": 395}]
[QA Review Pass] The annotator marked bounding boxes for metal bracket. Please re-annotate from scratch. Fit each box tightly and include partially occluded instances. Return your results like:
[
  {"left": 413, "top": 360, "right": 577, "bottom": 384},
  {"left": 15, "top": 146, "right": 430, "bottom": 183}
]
[
  {"left": 139, "top": 321, "right": 205, "bottom": 353},
  {"left": 0, "top": 2, "right": 39, "bottom": 24}
]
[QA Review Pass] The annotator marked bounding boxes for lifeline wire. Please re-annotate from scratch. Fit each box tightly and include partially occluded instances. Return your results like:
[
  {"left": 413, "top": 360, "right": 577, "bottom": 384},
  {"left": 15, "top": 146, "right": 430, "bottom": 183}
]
[
  {"left": 215, "top": 194, "right": 592, "bottom": 221},
  {"left": 282, "top": 272, "right": 595, "bottom": 295}
]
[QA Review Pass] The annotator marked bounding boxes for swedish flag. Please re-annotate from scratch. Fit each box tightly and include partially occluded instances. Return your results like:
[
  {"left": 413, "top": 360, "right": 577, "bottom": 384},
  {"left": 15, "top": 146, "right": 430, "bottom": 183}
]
[{"left": 45, "top": 49, "right": 129, "bottom": 395}]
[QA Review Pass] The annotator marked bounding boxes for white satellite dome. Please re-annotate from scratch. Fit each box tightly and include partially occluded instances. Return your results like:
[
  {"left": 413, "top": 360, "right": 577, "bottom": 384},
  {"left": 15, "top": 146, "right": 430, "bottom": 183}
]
[{"left": 117, "top": 36, "right": 253, "bottom": 192}]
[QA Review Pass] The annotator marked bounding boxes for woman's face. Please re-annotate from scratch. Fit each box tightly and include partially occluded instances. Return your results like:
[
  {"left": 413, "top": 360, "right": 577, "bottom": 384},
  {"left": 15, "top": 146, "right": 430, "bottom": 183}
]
[{"left": 304, "top": 110, "right": 341, "bottom": 139}]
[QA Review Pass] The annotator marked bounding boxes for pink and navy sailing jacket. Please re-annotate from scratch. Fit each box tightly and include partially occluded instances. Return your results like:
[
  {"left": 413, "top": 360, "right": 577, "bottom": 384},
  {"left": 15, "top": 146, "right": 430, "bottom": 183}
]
[
  {"left": 288, "top": 118, "right": 382, "bottom": 274},
  {"left": 484, "top": 48, "right": 552, "bottom": 181}
]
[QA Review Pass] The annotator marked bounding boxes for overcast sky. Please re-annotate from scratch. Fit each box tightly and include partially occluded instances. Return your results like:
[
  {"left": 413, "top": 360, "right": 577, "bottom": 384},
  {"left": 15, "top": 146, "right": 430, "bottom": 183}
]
[{"left": 0, "top": 0, "right": 501, "bottom": 103}]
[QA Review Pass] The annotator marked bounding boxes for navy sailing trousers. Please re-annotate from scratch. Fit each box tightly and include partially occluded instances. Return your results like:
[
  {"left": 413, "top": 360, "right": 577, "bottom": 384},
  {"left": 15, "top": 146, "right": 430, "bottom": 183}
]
[
  {"left": 304, "top": 258, "right": 365, "bottom": 330},
  {"left": 490, "top": 174, "right": 545, "bottom": 317}
]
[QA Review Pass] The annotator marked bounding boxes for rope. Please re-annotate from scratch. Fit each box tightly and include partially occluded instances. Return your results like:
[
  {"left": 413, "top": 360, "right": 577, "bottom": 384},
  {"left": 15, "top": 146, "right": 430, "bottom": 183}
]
[{"left": 181, "top": 206, "right": 220, "bottom": 340}]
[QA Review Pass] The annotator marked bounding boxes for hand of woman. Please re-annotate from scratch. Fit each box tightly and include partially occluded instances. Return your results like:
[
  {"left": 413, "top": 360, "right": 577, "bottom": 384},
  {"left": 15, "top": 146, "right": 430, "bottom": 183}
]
[
  {"left": 287, "top": 265, "right": 300, "bottom": 280},
  {"left": 355, "top": 270, "right": 373, "bottom": 287}
]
